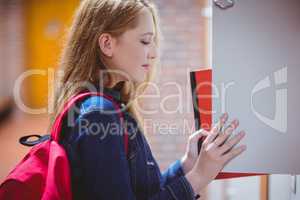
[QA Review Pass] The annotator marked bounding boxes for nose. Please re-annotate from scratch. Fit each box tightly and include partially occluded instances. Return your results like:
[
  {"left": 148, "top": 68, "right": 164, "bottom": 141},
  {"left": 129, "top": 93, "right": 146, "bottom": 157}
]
[{"left": 148, "top": 44, "right": 157, "bottom": 60}]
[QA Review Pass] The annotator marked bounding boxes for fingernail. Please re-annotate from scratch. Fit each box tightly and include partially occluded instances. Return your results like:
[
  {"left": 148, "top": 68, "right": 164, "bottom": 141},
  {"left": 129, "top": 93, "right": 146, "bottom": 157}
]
[{"left": 229, "top": 121, "right": 237, "bottom": 129}]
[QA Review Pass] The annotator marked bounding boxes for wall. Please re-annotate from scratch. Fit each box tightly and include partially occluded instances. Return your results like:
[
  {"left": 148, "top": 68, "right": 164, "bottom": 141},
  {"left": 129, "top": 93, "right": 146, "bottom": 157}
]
[
  {"left": 24, "top": 0, "right": 79, "bottom": 109},
  {"left": 141, "top": 0, "right": 207, "bottom": 171},
  {"left": 0, "top": 0, "right": 24, "bottom": 99},
  {"left": 269, "top": 175, "right": 300, "bottom": 200}
]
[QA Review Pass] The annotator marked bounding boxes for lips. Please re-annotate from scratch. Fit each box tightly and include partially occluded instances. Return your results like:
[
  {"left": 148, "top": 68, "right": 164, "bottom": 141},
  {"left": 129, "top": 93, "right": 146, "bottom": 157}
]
[{"left": 142, "top": 64, "right": 150, "bottom": 69}]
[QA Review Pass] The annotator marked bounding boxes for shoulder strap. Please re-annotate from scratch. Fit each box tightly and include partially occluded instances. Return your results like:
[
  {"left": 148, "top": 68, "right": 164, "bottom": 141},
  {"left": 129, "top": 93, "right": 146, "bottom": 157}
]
[
  {"left": 19, "top": 92, "right": 129, "bottom": 156},
  {"left": 51, "top": 92, "right": 129, "bottom": 155}
]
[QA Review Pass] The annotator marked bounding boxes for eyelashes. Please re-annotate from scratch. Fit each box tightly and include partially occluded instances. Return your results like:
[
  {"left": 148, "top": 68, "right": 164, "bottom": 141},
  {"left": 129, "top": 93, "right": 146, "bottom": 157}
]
[{"left": 141, "top": 41, "right": 151, "bottom": 45}]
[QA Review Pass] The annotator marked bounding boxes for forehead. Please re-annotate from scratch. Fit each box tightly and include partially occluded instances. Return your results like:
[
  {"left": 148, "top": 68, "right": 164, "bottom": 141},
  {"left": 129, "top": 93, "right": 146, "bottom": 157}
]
[
  {"left": 135, "top": 8, "right": 155, "bottom": 32},
  {"left": 121, "top": 8, "right": 155, "bottom": 38}
]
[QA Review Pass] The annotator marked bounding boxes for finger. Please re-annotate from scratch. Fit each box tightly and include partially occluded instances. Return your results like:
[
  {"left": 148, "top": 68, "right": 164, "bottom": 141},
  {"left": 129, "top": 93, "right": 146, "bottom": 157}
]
[
  {"left": 213, "top": 119, "right": 239, "bottom": 148},
  {"left": 203, "top": 131, "right": 218, "bottom": 146},
  {"left": 211, "top": 112, "right": 228, "bottom": 135},
  {"left": 190, "top": 129, "right": 210, "bottom": 142},
  {"left": 221, "top": 145, "right": 247, "bottom": 165},
  {"left": 218, "top": 131, "right": 246, "bottom": 155},
  {"left": 190, "top": 129, "right": 209, "bottom": 154},
  {"left": 204, "top": 113, "right": 229, "bottom": 145}
]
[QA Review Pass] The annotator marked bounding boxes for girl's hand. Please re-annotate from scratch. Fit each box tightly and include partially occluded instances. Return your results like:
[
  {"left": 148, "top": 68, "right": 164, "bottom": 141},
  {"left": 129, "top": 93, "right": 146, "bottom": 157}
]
[
  {"left": 185, "top": 113, "right": 247, "bottom": 192},
  {"left": 181, "top": 128, "right": 210, "bottom": 174},
  {"left": 180, "top": 113, "right": 229, "bottom": 174}
]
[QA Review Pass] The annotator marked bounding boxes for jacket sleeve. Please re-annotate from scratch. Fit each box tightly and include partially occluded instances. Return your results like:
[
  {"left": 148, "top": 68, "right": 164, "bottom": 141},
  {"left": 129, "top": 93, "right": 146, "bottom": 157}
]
[
  {"left": 161, "top": 159, "right": 186, "bottom": 186},
  {"left": 72, "top": 108, "right": 196, "bottom": 200}
]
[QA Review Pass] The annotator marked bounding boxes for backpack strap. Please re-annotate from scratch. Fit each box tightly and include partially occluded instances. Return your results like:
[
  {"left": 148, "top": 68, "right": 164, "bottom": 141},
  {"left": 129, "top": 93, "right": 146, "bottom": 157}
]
[
  {"left": 19, "top": 92, "right": 129, "bottom": 156},
  {"left": 19, "top": 134, "right": 50, "bottom": 147}
]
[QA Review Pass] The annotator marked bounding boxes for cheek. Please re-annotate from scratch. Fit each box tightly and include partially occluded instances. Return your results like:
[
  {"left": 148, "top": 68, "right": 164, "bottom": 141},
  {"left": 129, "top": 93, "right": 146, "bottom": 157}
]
[
  {"left": 134, "top": 47, "right": 147, "bottom": 62},
  {"left": 113, "top": 42, "right": 148, "bottom": 76},
  {"left": 113, "top": 47, "right": 137, "bottom": 72},
  {"left": 129, "top": 42, "right": 146, "bottom": 57},
  {"left": 124, "top": 44, "right": 147, "bottom": 66}
]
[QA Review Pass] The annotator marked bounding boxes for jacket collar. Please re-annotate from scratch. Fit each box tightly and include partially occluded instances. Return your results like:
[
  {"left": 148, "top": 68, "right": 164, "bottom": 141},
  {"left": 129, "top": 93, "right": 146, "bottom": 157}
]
[
  {"left": 102, "top": 87, "right": 122, "bottom": 103},
  {"left": 92, "top": 85, "right": 124, "bottom": 104}
]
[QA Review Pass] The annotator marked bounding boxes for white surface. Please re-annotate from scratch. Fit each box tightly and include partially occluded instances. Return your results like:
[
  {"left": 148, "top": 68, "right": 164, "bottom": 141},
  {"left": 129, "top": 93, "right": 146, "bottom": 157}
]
[
  {"left": 269, "top": 175, "right": 293, "bottom": 200},
  {"left": 212, "top": 0, "right": 300, "bottom": 174},
  {"left": 208, "top": 176, "right": 260, "bottom": 200}
]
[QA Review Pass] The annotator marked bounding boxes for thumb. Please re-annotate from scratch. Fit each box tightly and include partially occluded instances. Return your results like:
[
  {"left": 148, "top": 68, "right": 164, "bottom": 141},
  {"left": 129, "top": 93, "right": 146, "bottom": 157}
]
[{"left": 191, "top": 129, "right": 209, "bottom": 143}]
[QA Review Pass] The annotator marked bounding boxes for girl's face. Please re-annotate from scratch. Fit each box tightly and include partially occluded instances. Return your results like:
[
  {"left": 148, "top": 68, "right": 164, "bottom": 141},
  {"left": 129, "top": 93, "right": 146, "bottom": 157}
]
[{"left": 101, "top": 8, "right": 158, "bottom": 85}]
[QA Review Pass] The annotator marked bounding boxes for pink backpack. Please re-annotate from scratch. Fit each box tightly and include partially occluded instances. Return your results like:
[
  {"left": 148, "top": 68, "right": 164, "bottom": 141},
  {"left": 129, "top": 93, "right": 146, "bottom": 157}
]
[{"left": 0, "top": 92, "right": 128, "bottom": 200}]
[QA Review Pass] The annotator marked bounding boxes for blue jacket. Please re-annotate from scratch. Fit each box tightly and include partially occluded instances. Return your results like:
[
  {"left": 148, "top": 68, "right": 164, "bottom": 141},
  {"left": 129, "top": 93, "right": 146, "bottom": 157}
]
[{"left": 60, "top": 87, "right": 197, "bottom": 200}]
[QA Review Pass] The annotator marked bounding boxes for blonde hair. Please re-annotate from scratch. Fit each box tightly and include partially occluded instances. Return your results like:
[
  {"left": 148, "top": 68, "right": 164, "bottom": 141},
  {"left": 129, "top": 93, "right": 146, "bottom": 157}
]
[{"left": 48, "top": 0, "right": 161, "bottom": 135}]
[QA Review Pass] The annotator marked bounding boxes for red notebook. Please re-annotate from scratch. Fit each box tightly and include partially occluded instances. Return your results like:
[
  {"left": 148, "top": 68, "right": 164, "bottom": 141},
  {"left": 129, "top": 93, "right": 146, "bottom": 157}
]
[{"left": 190, "top": 68, "right": 266, "bottom": 179}]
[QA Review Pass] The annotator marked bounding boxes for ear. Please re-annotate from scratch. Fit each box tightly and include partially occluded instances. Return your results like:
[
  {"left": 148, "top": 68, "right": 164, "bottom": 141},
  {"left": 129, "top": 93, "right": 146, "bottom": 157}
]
[{"left": 98, "top": 33, "right": 116, "bottom": 57}]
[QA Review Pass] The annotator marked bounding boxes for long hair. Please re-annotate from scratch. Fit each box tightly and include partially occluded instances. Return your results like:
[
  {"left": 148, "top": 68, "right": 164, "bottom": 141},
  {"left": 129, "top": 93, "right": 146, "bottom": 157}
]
[{"left": 48, "top": 0, "right": 161, "bottom": 136}]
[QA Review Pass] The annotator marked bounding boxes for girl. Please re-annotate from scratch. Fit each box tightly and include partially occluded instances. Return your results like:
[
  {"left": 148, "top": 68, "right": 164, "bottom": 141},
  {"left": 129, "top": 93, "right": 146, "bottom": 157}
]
[{"left": 50, "top": 0, "right": 247, "bottom": 199}]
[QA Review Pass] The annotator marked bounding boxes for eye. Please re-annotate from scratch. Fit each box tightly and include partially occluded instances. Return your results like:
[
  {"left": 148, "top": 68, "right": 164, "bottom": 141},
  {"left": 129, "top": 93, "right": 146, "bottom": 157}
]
[{"left": 141, "top": 40, "right": 150, "bottom": 45}]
